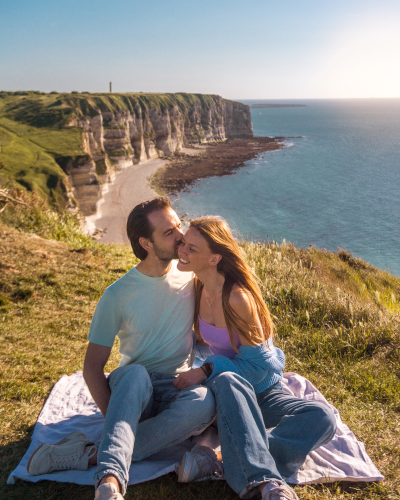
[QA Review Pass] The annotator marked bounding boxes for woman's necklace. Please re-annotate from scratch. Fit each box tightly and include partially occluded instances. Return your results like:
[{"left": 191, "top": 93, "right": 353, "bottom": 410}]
[{"left": 204, "top": 284, "right": 224, "bottom": 308}]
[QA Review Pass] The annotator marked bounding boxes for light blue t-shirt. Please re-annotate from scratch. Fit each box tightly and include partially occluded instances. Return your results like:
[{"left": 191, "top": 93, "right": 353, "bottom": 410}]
[{"left": 88, "top": 260, "right": 195, "bottom": 375}]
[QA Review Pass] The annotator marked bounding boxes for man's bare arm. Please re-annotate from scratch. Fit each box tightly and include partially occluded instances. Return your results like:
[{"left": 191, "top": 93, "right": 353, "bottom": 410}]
[{"left": 83, "top": 342, "right": 112, "bottom": 417}]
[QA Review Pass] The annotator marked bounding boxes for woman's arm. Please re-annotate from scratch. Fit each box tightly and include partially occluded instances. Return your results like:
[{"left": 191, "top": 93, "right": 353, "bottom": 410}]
[
  {"left": 174, "top": 289, "right": 285, "bottom": 391},
  {"left": 228, "top": 286, "right": 265, "bottom": 346},
  {"left": 203, "top": 288, "right": 285, "bottom": 386}
]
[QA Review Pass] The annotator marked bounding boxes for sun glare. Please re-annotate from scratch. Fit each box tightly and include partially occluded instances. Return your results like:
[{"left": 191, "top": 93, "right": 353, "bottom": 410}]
[{"left": 320, "top": 15, "right": 400, "bottom": 98}]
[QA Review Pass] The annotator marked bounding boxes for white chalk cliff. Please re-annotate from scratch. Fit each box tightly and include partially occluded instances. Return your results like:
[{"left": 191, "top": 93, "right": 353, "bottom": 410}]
[{"left": 60, "top": 94, "right": 253, "bottom": 215}]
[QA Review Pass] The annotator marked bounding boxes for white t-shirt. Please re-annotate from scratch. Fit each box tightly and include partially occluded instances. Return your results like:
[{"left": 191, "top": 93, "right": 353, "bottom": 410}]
[{"left": 88, "top": 260, "right": 195, "bottom": 375}]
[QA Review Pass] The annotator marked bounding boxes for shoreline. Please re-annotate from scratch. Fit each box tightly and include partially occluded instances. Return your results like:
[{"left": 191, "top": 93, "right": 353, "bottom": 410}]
[
  {"left": 85, "top": 158, "right": 165, "bottom": 244},
  {"left": 86, "top": 136, "right": 293, "bottom": 243},
  {"left": 151, "top": 136, "right": 293, "bottom": 196}
]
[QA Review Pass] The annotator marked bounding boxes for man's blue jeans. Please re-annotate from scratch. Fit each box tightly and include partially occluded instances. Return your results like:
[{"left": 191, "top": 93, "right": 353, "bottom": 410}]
[
  {"left": 93, "top": 364, "right": 216, "bottom": 495},
  {"left": 207, "top": 372, "right": 337, "bottom": 499}
]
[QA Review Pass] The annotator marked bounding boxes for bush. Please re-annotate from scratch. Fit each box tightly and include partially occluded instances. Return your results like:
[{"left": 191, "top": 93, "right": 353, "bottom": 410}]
[{"left": 0, "top": 188, "right": 93, "bottom": 248}]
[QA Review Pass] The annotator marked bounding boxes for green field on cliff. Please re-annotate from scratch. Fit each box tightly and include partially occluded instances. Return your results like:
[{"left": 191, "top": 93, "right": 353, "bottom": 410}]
[
  {"left": 0, "top": 91, "right": 229, "bottom": 201},
  {"left": 0, "top": 192, "right": 399, "bottom": 500}
]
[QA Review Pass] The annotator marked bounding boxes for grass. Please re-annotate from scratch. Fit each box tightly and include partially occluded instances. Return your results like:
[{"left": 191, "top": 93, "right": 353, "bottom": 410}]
[
  {"left": 0, "top": 95, "right": 84, "bottom": 201},
  {"left": 0, "top": 91, "right": 231, "bottom": 205},
  {"left": 0, "top": 195, "right": 399, "bottom": 499}
]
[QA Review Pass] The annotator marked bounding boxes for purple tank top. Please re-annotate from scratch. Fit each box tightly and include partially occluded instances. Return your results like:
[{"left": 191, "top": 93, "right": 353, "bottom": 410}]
[{"left": 198, "top": 316, "right": 241, "bottom": 359}]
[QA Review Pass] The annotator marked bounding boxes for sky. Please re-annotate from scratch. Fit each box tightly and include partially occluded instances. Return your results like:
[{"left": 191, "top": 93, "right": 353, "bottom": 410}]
[{"left": 1, "top": 0, "right": 400, "bottom": 99}]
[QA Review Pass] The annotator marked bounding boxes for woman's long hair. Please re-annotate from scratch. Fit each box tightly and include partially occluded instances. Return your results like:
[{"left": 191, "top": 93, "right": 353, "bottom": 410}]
[{"left": 191, "top": 216, "right": 273, "bottom": 352}]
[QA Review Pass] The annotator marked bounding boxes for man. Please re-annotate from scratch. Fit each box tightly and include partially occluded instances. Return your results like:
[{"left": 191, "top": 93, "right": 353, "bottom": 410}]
[{"left": 27, "top": 197, "right": 216, "bottom": 500}]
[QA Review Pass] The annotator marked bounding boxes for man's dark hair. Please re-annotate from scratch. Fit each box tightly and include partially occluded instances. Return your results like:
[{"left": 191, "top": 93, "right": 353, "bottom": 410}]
[{"left": 126, "top": 197, "right": 172, "bottom": 260}]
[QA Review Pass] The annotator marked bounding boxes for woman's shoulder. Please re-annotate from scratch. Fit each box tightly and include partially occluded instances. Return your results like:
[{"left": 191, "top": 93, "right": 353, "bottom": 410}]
[{"left": 229, "top": 285, "right": 255, "bottom": 319}]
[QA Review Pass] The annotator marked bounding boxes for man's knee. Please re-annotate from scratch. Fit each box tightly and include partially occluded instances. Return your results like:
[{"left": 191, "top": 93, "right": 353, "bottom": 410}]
[
  {"left": 109, "top": 364, "right": 151, "bottom": 394},
  {"left": 180, "top": 385, "right": 216, "bottom": 421}
]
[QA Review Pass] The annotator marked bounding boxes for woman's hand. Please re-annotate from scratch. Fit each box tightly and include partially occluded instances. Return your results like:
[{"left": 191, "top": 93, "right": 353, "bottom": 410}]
[{"left": 173, "top": 367, "right": 207, "bottom": 390}]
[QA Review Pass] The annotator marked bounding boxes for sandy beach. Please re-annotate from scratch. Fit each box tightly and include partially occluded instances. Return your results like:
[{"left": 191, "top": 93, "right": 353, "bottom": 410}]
[
  {"left": 86, "top": 137, "right": 289, "bottom": 244},
  {"left": 85, "top": 158, "right": 165, "bottom": 244}
]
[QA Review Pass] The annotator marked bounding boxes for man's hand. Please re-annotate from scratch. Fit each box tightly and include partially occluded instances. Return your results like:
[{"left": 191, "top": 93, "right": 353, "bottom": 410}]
[{"left": 173, "top": 367, "right": 208, "bottom": 390}]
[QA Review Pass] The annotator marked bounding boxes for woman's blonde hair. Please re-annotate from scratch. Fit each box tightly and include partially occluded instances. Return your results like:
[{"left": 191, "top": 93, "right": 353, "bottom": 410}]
[{"left": 191, "top": 216, "right": 274, "bottom": 352}]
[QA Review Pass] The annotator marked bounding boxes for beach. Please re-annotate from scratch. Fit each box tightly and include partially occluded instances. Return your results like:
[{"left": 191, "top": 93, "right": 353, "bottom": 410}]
[
  {"left": 85, "top": 158, "right": 165, "bottom": 244},
  {"left": 86, "top": 137, "right": 287, "bottom": 243}
]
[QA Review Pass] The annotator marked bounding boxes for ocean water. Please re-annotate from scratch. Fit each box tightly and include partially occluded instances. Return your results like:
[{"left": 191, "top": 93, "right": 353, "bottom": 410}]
[{"left": 172, "top": 99, "right": 400, "bottom": 276}]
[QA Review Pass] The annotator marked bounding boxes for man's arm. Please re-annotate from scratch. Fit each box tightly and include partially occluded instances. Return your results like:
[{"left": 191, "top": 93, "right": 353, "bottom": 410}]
[{"left": 83, "top": 342, "right": 112, "bottom": 417}]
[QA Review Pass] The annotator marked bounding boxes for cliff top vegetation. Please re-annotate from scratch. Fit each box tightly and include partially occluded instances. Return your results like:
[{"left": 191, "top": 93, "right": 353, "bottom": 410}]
[
  {"left": 0, "top": 91, "right": 228, "bottom": 128},
  {"left": 0, "top": 191, "right": 399, "bottom": 500},
  {"left": 0, "top": 94, "right": 83, "bottom": 202},
  {"left": 0, "top": 91, "right": 234, "bottom": 202}
]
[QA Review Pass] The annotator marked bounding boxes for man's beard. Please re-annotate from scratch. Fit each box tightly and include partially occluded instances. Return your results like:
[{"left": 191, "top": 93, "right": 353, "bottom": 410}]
[{"left": 152, "top": 241, "right": 180, "bottom": 262}]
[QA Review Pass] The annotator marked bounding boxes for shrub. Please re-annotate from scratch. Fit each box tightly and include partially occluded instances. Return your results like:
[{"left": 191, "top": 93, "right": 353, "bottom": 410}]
[
  {"left": 95, "top": 160, "right": 108, "bottom": 176},
  {"left": 0, "top": 188, "right": 93, "bottom": 248}
]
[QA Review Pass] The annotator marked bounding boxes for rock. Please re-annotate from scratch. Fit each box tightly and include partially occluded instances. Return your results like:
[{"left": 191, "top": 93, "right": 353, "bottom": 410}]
[{"left": 63, "top": 94, "right": 253, "bottom": 215}]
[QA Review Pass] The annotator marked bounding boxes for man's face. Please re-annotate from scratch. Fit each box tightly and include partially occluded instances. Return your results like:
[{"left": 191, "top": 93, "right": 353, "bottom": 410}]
[{"left": 147, "top": 207, "right": 183, "bottom": 261}]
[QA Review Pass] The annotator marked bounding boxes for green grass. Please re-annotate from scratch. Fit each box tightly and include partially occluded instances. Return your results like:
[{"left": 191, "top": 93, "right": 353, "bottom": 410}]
[
  {"left": 95, "top": 159, "right": 108, "bottom": 176},
  {"left": 0, "top": 95, "right": 83, "bottom": 201},
  {"left": 0, "top": 196, "right": 399, "bottom": 499},
  {"left": 0, "top": 91, "right": 230, "bottom": 204}
]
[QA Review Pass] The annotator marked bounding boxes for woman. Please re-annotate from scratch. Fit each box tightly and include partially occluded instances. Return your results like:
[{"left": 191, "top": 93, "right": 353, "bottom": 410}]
[{"left": 174, "top": 216, "right": 336, "bottom": 500}]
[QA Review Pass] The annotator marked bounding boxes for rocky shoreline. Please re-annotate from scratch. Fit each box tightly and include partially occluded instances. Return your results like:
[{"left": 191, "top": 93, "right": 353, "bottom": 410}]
[{"left": 151, "top": 136, "right": 292, "bottom": 195}]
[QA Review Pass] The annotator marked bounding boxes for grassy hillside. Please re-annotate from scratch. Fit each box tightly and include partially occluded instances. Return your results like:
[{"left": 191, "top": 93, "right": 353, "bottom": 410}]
[
  {"left": 0, "top": 91, "right": 229, "bottom": 202},
  {"left": 0, "top": 92, "right": 84, "bottom": 202},
  {"left": 0, "top": 193, "right": 399, "bottom": 500}
]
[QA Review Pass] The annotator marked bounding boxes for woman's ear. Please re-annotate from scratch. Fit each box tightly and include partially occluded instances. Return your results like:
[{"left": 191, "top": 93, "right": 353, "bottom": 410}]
[
  {"left": 209, "top": 254, "right": 222, "bottom": 266},
  {"left": 139, "top": 237, "right": 152, "bottom": 253}
]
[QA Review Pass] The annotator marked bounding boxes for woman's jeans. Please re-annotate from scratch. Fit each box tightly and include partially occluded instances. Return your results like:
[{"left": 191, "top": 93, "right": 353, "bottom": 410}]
[
  {"left": 93, "top": 363, "right": 216, "bottom": 495},
  {"left": 207, "top": 372, "right": 337, "bottom": 499}
]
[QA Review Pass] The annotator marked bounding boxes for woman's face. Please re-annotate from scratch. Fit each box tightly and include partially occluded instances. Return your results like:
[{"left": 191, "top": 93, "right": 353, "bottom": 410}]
[{"left": 177, "top": 227, "right": 219, "bottom": 274}]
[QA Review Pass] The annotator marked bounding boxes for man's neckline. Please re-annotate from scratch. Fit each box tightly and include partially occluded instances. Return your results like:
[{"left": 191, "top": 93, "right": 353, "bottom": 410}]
[{"left": 133, "top": 260, "right": 176, "bottom": 279}]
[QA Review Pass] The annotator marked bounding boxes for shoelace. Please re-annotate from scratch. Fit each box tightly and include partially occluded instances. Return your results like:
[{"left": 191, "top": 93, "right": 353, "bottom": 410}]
[
  {"left": 52, "top": 445, "right": 96, "bottom": 471},
  {"left": 53, "top": 452, "right": 81, "bottom": 470}
]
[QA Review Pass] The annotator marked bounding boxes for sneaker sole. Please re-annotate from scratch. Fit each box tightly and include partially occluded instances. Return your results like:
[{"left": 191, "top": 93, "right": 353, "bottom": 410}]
[
  {"left": 177, "top": 452, "right": 191, "bottom": 483},
  {"left": 27, "top": 431, "right": 88, "bottom": 476}
]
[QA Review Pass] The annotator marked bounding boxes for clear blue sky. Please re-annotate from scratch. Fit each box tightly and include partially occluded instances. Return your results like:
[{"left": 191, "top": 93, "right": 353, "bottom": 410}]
[{"left": 1, "top": 0, "right": 399, "bottom": 98}]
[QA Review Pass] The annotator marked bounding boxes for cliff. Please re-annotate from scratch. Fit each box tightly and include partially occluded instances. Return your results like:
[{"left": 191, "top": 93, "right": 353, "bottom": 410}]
[{"left": 0, "top": 91, "right": 253, "bottom": 215}]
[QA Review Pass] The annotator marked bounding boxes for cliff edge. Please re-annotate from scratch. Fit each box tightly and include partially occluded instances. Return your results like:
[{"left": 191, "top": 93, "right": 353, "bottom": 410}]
[{"left": 0, "top": 92, "right": 252, "bottom": 215}]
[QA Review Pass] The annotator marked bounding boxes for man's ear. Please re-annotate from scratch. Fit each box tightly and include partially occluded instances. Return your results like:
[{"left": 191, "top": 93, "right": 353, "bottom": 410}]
[
  {"left": 139, "top": 237, "right": 152, "bottom": 253},
  {"left": 209, "top": 254, "right": 222, "bottom": 266}
]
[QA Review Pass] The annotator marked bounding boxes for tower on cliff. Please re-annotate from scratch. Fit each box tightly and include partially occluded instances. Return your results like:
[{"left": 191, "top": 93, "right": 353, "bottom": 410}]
[{"left": 109, "top": 82, "right": 112, "bottom": 93}]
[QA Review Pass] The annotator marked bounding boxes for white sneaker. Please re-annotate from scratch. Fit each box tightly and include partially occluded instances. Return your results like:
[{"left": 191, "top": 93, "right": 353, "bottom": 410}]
[
  {"left": 95, "top": 483, "right": 124, "bottom": 500},
  {"left": 261, "top": 481, "right": 299, "bottom": 500},
  {"left": 27, "top": 431, "right": 96, "bottom": 476},
  {"left": 177, "top": 444, "right": 224, "bottom": 483}
]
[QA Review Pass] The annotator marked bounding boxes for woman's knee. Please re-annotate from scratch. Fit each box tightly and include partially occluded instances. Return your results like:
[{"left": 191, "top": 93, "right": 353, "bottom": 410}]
[
  {"left": 210, "top": 371, "right": 253, "bottom": 392},
  {"left": 313, "top": 403, "right": 337, "bottom": 442}
]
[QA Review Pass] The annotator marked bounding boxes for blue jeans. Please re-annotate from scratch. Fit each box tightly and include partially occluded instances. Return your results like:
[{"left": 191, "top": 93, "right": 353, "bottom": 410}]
[
  {"left": 93, "top": 364, "right": 216, "bottom": 495},
  {"left": 207, "top": 372, "right": 337, "bottom": 499}
]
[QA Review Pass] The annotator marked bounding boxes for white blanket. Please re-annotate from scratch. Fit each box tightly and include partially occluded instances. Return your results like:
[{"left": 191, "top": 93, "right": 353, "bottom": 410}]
[{"left": 7, "top": 371, "right": 383, "bottom": 486}]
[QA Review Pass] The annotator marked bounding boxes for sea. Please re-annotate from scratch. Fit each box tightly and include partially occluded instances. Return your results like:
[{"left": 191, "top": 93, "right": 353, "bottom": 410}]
[{"left": 171, "top": 98, "right": 400, "bottom": 276}]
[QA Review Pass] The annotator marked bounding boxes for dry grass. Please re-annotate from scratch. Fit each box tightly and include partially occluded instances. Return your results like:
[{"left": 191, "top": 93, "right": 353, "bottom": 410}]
[{"left": 1, "top": 197, "right": 400, "bottom": 499}]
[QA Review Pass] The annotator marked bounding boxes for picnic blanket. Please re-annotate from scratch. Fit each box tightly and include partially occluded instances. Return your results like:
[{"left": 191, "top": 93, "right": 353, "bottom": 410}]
[{"left": 7, "top": 371, "right": 383, "bottom": 486}]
